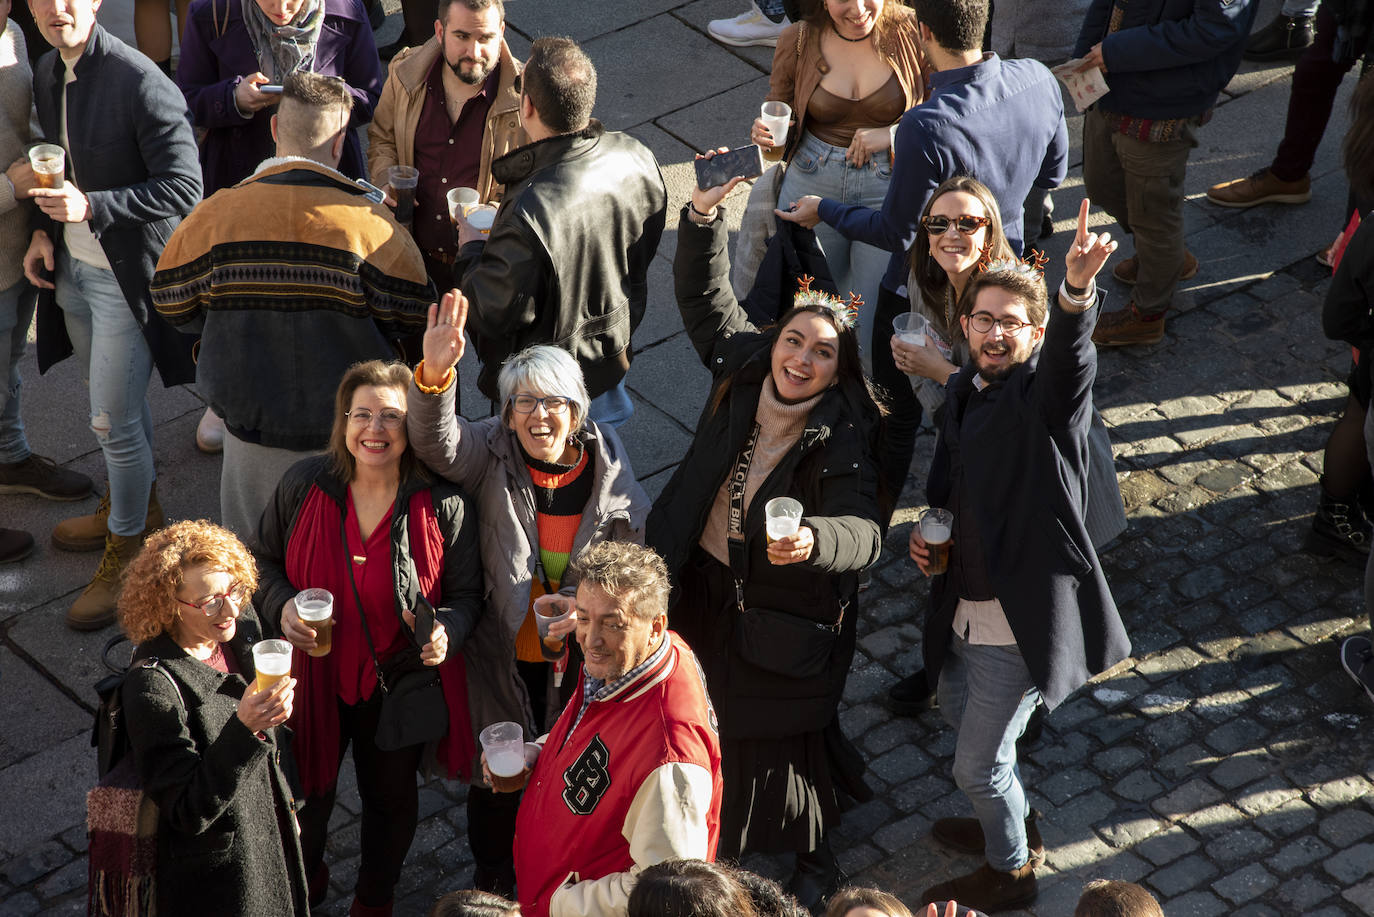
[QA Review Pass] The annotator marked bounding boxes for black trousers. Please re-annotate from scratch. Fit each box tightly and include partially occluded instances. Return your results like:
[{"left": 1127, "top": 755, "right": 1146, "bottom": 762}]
[
  {"left": 870, "top": 284, "right": 924, "bottom": 511},
  {"left": 297, "top": 692, "right": 423, "bottom": 908}
]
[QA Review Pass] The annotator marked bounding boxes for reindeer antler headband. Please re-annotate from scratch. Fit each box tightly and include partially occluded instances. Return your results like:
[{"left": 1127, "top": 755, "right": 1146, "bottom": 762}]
[
  {"left": 977, "top": 249, "right": 1050, "bottom": 279},
  {"left": 793, "top": 275, "right": 860, "bottom": 330}
]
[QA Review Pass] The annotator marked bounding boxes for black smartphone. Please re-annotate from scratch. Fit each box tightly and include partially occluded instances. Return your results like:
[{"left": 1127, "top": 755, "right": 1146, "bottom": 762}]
[
  {"left": 694, "top": 144, "right": 764, "bottom": 191},
  {"left": 258, "top": 84, "right": 284, "bottom": 94},
  {"left": 412, "top": 594, "right": 436, "bottom": 645}
]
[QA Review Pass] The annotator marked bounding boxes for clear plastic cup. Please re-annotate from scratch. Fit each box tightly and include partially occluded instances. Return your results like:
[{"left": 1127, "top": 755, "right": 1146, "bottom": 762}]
[
  {"left": 446, "top": 186, "right": 480, "bottom": 222},
  {"left": 480, "top": 721, "right": 529, "bottom": 792},
  {"left": 466, "top": 208, "right": 496, "bottom": 235},
  {"left": 294, "top": 588, "right": 334, "bottom": 658},
  {"left": 759, "top": 101, "right": 792, "bottom": 161},
  {"left": 764, "top": 496, "right": 803, "bottom": 544},
  {"left": 894, "top": 311, "right": 929, "bottom": 348},
  {"left": 534, "top": 595, "right": 574, "bottom": 654},
  {"left": 28, "top": 144, "right": 64, "bottom": 190},
  {"left": 920, "top": 508, "right": 954, "bottom": 575},
  {"left": 251, "top": 639, "right": 293, "bottom": 694},
  {"left": 387, "top": 165, "right": 419, "bottom": 226}
]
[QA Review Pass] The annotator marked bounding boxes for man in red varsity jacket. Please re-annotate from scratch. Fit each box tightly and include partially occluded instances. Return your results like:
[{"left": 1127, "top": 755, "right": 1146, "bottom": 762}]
[{"left": 510, "top": 541, "right": 722, "bottom": 917}]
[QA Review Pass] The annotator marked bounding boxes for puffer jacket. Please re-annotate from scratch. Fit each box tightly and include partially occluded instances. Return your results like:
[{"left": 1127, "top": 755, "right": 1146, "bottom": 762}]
[
  {"left": 649, "top": 205, "right": 883, "bottom": 740},
  {"left": 407, "top": 377, "right": 650, "bottom": 740},
  {"left": 454, "top": 121, "right": 668, "bottom": 401}
]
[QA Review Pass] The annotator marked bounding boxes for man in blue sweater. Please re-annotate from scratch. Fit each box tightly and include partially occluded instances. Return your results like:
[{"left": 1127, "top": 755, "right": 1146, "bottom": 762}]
[
  {"left": 776, "top": 0, "right": 1067, "bottom": 517},
  {"left": 1077, "top": 0, "right": 1257, "bottom": 347}
]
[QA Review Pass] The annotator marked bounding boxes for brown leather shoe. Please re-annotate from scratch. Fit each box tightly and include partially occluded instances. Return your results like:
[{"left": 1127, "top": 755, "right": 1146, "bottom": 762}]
[
  {"left": 1112, "top": 250, "right": 1199, "bottom": 286},
  {"left": 52, "top": 483, "right": 164, "bottom": 552},
  {"left": 0, "top": 453, "right": 93, "bottom": 501},
  {"left": 921, "top": 862, "right": 1037, "bottom": 913},
  {"left": 931, "top": 811, "right": 1046, "bottom": 867},
  {"left": 67, "top": 532, "right": 144, "bottom": 630},
  {"left": 1092, "top": 303, "right": 1165, "bottom": 347},
  {"left": 0, "top": 528, "right": 35, "bottom": 564},
  {"left": 1206, "top": 168, "right": 1311, "bottom": 208}
]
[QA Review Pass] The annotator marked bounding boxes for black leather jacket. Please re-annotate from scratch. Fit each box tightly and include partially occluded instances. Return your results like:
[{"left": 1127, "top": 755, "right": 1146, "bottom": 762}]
[{"left": 453, "top": 120, "right": 667, "bottom": 401}]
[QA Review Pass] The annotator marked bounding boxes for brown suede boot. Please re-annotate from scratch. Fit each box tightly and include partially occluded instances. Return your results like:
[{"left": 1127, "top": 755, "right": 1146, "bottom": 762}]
[
  {"left": 921, "top": 862, "right": 1037, "bottom": 913},
  {"left": 67, "top": 532, "right": 143, "bottom": 630},
  {"left": 931, "top": 811, "right": 1045, "bottom": 866},
  {"left": 52, "top": 483, "right": 165, "bottom": 552}
]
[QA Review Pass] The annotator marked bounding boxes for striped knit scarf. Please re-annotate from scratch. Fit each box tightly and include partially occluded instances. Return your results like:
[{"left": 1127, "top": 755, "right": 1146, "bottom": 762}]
[{"left": 86, "top": 757, "right": 159, "bottom": 917}]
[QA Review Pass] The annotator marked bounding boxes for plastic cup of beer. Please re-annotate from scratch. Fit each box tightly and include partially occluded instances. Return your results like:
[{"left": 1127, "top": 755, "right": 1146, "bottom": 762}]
[
  {"left": 894, "top": 311, "right": 929, "bottom": 349},
  {"left": 466, "top": 208, "right": 496, "bottom": 236},
  {"left": 28, "top": 144, "right": 65, "bottom": 190},
  {"left": 387, "top": 165, "right": 419, "bottom": 226},
  {"left": 446, "top": 186, "right": 480, "bottom": 222},
  {"left": 481, "top": 721, "right": 529, "bottom": 793},
  {"left": 295, "top": 588, "right": 334, "bottom": 658},
  {"left": 759, "top": 101, "right": 791, "bottom": 163},
  {"left": 534, "top": 595, "right": 574, "bottom": 654},
  {"left": 765, "top": 496, "right": 803, "bottom": 544},
  {"left": 920, "top": 508, "right": 954, "bottom": 576},
  {"left": 252, "top": 639, "right": 293, "bottom": 694}
]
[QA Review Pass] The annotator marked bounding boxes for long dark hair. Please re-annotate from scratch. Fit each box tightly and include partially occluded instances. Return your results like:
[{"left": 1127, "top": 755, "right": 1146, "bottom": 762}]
[
  {"left": 628, "top": 860, "right": 757, "bottom": 917},
  {"left": 909, "top": 175, "right": 1014, "bottom": 333},
  {"left": 1345, "top": 72, "right": 1374, "bottom": 207}
]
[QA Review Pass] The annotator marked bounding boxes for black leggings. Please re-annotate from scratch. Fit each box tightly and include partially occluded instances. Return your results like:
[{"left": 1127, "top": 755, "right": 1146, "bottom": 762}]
[
  {"left": 297, "top": 692, "right": 423, "bottom": 908},
  {"left": 871, "top": 285, "right": 924, "bottom": 510}
]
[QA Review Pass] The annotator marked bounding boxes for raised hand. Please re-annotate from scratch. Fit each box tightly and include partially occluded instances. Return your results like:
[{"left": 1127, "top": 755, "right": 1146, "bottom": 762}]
[
  {"left": 1064, "top": 197, "right": 1117, "bottom": 291},
  {"left": 691, "top": 148, "right": 749, "bottom": 218},
  {"left": 420, "top": 288, "right": 468, "bottom": 386}
]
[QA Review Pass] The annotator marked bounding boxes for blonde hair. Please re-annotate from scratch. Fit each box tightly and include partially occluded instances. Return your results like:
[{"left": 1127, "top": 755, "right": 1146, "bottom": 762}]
[{"left": 118, "top": 520, "right": 259, "bottom": 644}]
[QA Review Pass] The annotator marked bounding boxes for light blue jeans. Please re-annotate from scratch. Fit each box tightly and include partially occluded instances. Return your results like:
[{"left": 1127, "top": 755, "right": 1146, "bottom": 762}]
[
  {"left": 0, "top": 279, "right": 35, "bottom": 464},
  {"left": 938, "top": 634, "right": 1042, "bottom": 872},
  {"left": 588, "top": 380, "right": 633, "bottom": 429},
  {"left": 55, "top": 254, "right": 156, "bottom": 537},
  {"left": 758, "top": 0, "right": 787, "bottom": 22},
  {"left": 779, "top": 131, "right": 892, "bottom": 367}
]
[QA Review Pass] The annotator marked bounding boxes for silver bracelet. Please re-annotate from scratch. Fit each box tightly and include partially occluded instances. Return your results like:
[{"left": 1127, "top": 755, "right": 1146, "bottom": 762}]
[{"left": 1059, "top": 280, "right": 1096, "bottom": 312}]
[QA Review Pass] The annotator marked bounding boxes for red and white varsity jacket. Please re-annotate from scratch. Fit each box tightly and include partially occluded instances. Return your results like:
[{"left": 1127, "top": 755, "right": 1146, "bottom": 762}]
[{"left": 513, "top": 632, "right": 723, "bottom": 917}]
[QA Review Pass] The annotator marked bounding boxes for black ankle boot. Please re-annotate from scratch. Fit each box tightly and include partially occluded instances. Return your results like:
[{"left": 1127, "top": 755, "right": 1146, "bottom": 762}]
[
  {"left": 1243, "top": 13, "right": 1315, "bottom": 61},
  {"left": 1313, "top": 478, "right": 1372, "bottom": 556},
  {"left": 789, "top": 838, "right": 845, "bottom": 916}
]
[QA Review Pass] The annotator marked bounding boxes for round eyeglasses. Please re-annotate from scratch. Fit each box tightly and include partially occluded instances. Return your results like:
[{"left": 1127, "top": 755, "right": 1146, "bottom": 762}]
[{"left": 967, "top": 312, "right": 1035, "bottom": 335}]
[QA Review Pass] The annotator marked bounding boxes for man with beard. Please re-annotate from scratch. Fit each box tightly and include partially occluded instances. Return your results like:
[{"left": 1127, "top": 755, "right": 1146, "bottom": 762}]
[
  {"left": 368, "top": 0, "right": 523, "bottom": 290},
  {"left": 906, "top": 201, "right": 1130, "bottom": 913}
]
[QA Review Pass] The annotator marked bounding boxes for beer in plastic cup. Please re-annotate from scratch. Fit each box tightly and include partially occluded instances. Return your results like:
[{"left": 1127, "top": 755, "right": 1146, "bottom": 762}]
[
  {"left": 446, "top": 186, "right": 480, "bottom": 222},
  {"left": 29, "top": 144, "right": 64, "bottom": 190},
  {"left": 894, "top": 311, "right": 928, "bottom": 349},
  {"left": 759, "top": 101, "right": 791, "bottom": 163},
  {"left": 920, "top": 508, "right": 954, "bottom": 575},
  {"left": 466, "top": 208, "right": 496, "bottom": 236},
  {"left": 480, "top": 721, "right": 529, "bottom": 793},
  {"left": 387, "top": 165, "right": 419, "bottom": 228},
  {"left": 295, "top": 588, "right": 334, "bottom": 658},
  {"left": 252, "top": 639, "right": 293, "bottom": 694},
  {"left": 765, "top": 497, "right": 803, "bottom": 544},
  {"left": 534, "top": 595, "right": 573, "bottom": 654}
]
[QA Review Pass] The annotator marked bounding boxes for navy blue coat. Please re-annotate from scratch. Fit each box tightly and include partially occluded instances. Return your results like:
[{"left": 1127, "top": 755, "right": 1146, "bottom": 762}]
[
  {"left": 1074, "top": 0, "right": 1258, "bottom": 119},
  {"left": 925, "top": 299, "right": 1130, "bottom": 711},
  {"left": 32, "top": 25, "right": 202, "bottom": 386}
]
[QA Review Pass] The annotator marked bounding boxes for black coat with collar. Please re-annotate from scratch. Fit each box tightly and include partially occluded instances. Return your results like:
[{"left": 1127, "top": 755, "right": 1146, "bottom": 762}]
[
  {"left": 648, "top": 206, "right": 883, "bottom": 739},
  {"left": 925, "top": 300, "right": 1130, "bottom": 710},
  {"left": 122, "top": 606, "right": 309, "bottom": 916},
  {"left": 453, "top": 120, "right": 668, "bottom": 401},
  {"left": 31, "top": 24, "right": 202, "bottom": 385}
]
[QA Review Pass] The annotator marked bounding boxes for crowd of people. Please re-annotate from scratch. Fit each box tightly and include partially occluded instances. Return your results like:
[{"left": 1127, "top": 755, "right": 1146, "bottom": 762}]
[{"left": 1, "top": 0, "right": 1372, "bottom": 914}]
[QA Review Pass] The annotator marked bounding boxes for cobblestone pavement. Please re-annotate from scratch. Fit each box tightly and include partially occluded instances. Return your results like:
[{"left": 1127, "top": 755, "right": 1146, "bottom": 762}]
[{"left": 3, "top": 0, "right": 1373, "bottom": 915}]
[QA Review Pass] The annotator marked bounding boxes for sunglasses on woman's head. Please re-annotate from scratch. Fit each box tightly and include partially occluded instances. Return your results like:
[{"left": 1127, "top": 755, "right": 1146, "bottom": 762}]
[{"left": 921, "top": 214, "right": 991, "bottom": 236}]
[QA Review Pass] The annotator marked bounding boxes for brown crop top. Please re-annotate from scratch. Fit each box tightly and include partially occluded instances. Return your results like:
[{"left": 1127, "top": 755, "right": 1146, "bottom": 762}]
[{"left": 806, "top": 70, "right": 906, "bottom": 148}]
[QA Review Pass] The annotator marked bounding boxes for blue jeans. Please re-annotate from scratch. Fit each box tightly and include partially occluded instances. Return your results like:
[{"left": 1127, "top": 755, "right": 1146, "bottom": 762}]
[
  {"left": 588, "top": 381, "right": 633, "bottom": 429},
  {"left": 55, "top": 254, "right": 156, "bottom": 537},
  {"left": 758, "top": 0, "right": 787, "bottom": 21},
  {"left": 0, "top": 279, "right": 35, "bottom": 464},
  {"left": 938, "top": 634, "right": 1042, "bottom": 872},
  {"left": 779, "top": 131, "right": 892, "bottom": 368}
]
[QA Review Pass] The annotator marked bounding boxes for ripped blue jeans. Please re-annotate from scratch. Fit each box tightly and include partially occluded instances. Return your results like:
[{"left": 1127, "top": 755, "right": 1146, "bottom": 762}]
[{"left": 55, "top": 253, "right": 155, "bottom": 537}]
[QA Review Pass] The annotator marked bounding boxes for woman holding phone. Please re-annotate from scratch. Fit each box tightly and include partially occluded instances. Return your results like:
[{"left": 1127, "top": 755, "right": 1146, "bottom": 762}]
[{"left": 255, "top": 360, "right": 482, "bottom": 917}]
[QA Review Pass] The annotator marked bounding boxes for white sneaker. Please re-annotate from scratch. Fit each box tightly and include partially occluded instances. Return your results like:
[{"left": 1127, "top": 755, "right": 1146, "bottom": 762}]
[
  {"left": 196, "top": 407, "right": 225, "bottom": 454},
  {"left": 707, "top": 3, "right": 789, "bottom": 47}
]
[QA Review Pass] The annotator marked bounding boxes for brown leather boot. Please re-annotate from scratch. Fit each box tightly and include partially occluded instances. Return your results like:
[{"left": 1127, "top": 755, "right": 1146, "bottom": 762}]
[
  {"left": 67, "top": 532, "right": 143, "bottom": 630},
  {"left": 921, "top": 862, "right": 1038, "bottom": 913},
  {"left": 931, "top": 811, "right": 1045, "bottom": 866},
  {"left": 52, "top": 482, "right": 165, "bottom": 552}
]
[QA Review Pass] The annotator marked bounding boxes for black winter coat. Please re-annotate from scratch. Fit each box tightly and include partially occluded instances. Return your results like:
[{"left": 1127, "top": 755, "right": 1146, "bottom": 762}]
[
  {"left": 925, "top": 296, "right": 1130, "bottom": 710},
  {"left": 123, "top": 607, "right": 308, "bottom": 916},
  {"left": 649, "top": 206, "right": 883, "bottom": 740}
]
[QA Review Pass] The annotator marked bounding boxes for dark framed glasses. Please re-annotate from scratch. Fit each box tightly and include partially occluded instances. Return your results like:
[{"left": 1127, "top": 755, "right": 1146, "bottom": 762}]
[
  {"left": 967, "top": 312, "right": 1035, "bottom": 335},
  {"left": 510, "top": 394, "right": 571, "bottom": 415},
  {"left": 921, "top": 214, "right": 991, "bottom": 236},
  {"left": 176, "top": 584, "right": 249, "bottom": 616}
]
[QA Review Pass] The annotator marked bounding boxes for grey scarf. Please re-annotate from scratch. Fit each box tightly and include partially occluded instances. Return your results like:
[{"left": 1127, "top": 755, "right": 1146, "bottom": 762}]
[{"left": 241, "top": 0, "right": 325, "bottom": 80}]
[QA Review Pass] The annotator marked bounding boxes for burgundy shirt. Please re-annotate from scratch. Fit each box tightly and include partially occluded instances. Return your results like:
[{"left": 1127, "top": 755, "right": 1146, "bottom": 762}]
[{"left": 412, "top": 55, "right": 500, "bottom": 260}]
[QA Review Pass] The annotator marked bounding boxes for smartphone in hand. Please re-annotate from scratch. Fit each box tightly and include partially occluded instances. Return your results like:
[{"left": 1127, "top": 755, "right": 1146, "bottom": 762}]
[
  {"left": 694, "top": 144, "right": 764, "bottom": 191},
  {"left": 412, "top": 594, "right": 436, "bottom": 645}
]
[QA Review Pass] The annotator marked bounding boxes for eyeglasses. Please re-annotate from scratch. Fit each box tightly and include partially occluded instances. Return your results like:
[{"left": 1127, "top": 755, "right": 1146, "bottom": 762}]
[
  {"left": 345, "top": 408, "right": 406, "bottom": 429},
  {"left": 177, "top": 584, "right": 249, "bottom": 616},
  {"left": 510, "top": 394, "right": 571, "bottom": 415},
  {"left": 967, "top": 312, "right": 1035, "bottom": 335},
  {"left": 921, "top": 214, "right": 991, "bottom": 236}
]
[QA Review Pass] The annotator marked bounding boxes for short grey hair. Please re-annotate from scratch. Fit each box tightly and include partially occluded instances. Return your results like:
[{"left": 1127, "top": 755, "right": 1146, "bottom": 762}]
[
  {"left": 497, "top": 345, "right": 591, "bottom": 431},
  {"left": 569, "top": 542, "right": 670, "bottom": 623}
]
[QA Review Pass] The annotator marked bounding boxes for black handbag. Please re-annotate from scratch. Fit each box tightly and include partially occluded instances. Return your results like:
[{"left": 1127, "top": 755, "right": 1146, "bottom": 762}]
[
  {"left": 341, "top": 515, "right": 449, "bottom": 752},
  {"left": 724, "top": 425, "right": 843, "bottom": 679}
]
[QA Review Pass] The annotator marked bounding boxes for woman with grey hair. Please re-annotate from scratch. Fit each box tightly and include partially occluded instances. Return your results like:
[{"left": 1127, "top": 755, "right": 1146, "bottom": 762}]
[{"left": 407, "top": 289, "right": 650, "bottom": 897}]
